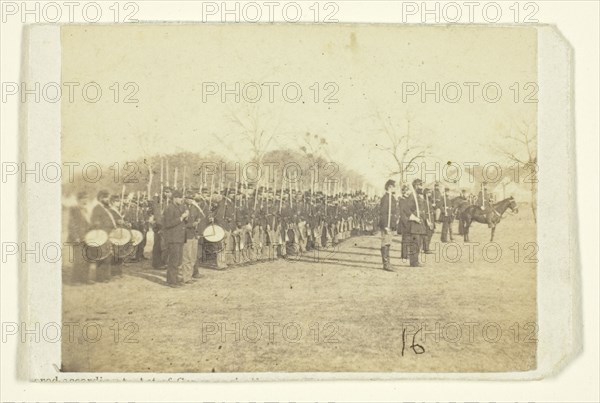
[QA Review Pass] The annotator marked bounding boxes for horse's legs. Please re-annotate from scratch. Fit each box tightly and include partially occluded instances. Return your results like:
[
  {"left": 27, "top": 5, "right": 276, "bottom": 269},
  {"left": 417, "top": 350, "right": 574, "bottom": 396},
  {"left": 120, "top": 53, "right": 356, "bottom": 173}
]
[
  {"left": 463, "top": 217, "right": 471, "bottom": 242},
  {"left": 490, "top": 226, "right": 496, "bottom": 242}
]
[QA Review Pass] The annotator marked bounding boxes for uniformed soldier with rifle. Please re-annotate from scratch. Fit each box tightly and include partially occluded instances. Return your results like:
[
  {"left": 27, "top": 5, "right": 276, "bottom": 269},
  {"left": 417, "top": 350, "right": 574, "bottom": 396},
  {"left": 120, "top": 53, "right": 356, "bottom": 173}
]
[
  {"left": 378, "top": 179, "right": 398, "bottom": 272},
  {"left": 440, "top": 186, "right": 454, "bottom": 243}
]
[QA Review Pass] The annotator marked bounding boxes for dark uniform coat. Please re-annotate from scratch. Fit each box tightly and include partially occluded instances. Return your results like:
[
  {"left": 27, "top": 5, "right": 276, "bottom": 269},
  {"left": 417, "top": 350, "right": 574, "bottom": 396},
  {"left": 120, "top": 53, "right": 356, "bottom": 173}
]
[
  {"left": 397, "top": 196, "right": 412, "bottom": 234},
  {"left": 90, "top": 203, "right": 117, "bottom": 232},
  {"left": 67, "top": 206, "right": 89, "bottom": 243},
  {"left": 162, "top": 203, "right": 187, "bottom": 244},
  {"left": 405, "top": 193, "right": 427, "bottom": 235},
  {"left": 379, "top": 191, "right": 398, "bottom": 231}
]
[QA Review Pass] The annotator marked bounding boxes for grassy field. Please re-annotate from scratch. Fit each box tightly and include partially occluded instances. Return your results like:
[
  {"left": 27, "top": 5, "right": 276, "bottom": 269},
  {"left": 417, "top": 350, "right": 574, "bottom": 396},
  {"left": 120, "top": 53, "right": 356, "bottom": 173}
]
[{"left": 62, "top": 212, "right": 536, "bottom": 373}]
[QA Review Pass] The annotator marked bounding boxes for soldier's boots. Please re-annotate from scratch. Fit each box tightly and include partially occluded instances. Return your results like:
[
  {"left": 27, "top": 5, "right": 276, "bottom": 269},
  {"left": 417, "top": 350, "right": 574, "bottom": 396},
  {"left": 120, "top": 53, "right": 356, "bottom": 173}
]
[{"left": 381, "top": 245, "right": 395, "bottom": 272}]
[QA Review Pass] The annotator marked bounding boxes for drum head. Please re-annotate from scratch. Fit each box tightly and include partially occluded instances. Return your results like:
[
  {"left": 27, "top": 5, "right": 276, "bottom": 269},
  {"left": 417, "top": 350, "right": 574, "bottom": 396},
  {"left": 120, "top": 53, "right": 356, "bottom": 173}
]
[
  {"left": 109, "top": 228, "right": 132, "bottom": 246},
  {"left": 130, "top": 230, "right": 144, "bottom": 246},
  {"left": 203, "top": 224, "right": 225, "bottom": 243},
  {"left": 84, "top": 229, "right": 108, "bottom": 246}
]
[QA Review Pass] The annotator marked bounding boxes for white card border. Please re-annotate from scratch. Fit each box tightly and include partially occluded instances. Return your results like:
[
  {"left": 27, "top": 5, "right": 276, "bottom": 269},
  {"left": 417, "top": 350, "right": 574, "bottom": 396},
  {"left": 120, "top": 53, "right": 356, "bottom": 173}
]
[{"left": 23, "top": 23, "right": 578, "bottom": 382}]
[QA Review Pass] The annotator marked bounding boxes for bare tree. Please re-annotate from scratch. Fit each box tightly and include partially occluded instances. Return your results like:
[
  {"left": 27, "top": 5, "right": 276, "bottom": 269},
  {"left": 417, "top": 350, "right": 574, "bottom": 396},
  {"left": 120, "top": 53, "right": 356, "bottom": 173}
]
[
  {"left": 231, "top": 103, "right": 282, "bottom": 165},
  {"left": 494, "top": 116, "right": 538, "bottom": 222},
  {"left": 211, "top": 103, "right": 282, "bottom": 166},
  {"left": 373, "top": 110, "right": 431, "bottom": 184},
  {"left": 298, "top": 132, "right": 330, "bottom": 160},
  {"left": 209, "top": 103, "right": 286, "bottom": 192}
]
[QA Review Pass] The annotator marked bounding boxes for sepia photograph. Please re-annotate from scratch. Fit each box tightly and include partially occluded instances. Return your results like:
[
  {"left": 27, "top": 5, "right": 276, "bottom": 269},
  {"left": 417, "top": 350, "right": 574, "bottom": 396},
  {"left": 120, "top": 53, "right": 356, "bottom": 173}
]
[{"left": 58, "top": 24, "right": 539, "bottom": 373}]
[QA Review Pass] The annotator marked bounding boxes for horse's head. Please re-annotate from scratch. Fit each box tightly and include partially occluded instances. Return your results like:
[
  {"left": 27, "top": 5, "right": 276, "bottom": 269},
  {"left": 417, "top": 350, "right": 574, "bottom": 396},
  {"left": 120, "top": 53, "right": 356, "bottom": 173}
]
[{"left": 508, "top": 196, "right": 519, "bottom": 213}]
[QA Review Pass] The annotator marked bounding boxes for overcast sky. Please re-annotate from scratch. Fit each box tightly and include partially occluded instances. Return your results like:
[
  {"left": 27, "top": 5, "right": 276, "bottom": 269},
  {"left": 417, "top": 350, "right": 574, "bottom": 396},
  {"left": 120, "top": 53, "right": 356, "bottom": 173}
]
[{"left": 62, "top": 24, "right": 537, "bottom": 186}]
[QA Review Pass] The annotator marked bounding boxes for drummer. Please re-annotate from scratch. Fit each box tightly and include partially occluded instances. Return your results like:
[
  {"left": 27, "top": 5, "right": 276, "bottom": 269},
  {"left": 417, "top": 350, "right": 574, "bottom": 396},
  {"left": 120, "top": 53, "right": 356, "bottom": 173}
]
[
  {"left": 109, "top": 194, "right": 128, "bottom": 278},
  {"left": 124, "top": 196, "right": 149, "bottom": 263},
  {"left": 90, "top": 190, "right": 117, "bottom": 282},
  {"left": 193, "top": 189, "right": 210, "bottom": 277},
  {"left": 214, "top": 190, "right": 235, "bottom": 269},
  {"left": 67, "top": 191, "right": 90, "bottom": 284},
  {"left": 181, "top": 190, "right": 202, "bottom": 283}
]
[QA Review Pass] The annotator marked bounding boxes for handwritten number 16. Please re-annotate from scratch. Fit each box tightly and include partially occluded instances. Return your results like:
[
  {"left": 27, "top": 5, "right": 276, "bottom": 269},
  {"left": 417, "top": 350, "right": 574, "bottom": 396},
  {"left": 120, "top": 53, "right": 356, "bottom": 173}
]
[{"left": 401, "top": 327, "right": 426, "bottom": 357}]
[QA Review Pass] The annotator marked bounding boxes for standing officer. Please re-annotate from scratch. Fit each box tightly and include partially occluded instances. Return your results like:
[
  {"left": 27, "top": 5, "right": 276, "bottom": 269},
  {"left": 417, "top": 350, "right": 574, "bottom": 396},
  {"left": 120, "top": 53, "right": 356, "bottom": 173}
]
[
  {"left": 162, "top": 189, "right": 188, "bottom": 287},
  {"left": 406, "top": 179, "right": 427, "bottom": 267},
  {"left": 457, "top": 189, "right": 468, "bottom": 235},
  {"left": 433, "top": 182, "right": 443, "bottom": 222},
  {"left": 152, "top": 186, "right": 172, "bottom": 269},
  {"left": 379, "top": 179, "right": 398, "bottom": 272},
  {"left": 397, "top": 185, "right": 412, "bottom": 260},
  {"left": 440, "top": 187, "right": 454, "bottom": 242}
]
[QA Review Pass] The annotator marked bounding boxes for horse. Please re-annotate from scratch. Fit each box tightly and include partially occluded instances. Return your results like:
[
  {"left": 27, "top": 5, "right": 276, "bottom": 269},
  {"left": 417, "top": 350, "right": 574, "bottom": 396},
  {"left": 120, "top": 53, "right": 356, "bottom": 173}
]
[
  {"left": 448, "top": 196, "right": 471, "bottom": 236},
  {"left": 460, "top": 197, "right": 519, "bottom": 242}
]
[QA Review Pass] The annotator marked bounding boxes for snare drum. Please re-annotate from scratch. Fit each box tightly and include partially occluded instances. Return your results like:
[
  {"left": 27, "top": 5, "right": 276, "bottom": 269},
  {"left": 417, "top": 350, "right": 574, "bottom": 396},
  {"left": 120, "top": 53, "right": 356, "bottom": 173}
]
[
  {"left": 202, "top": 224, "right": 225, "bottom": 255},
  {"left": 83, "top": 229, "right": 112, "bottom": 262},
  {"left": 109, "top": 227, "right": 132, "bottom": 246},
  {"left": 109, "top": 227, "right": 134, "bottom": 259},
  {"left": 130, "top": 229, "right": 144, "bottom": 246},
  {"left": 202, "top": 224, "right": 225, "bottom": 243}
]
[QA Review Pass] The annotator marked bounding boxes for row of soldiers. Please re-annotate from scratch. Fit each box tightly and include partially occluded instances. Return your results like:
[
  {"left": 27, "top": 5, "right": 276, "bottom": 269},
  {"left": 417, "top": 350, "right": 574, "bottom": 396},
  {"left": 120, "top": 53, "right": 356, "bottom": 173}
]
[
  {"left": 66, "top": 180, "right": 492, "bottom": 284},
  {"left": 66, "top": 184, "right": 384, "bottom": 286},
  {"left": 151, "top": 185, "right": 385, "bottom": 286}
]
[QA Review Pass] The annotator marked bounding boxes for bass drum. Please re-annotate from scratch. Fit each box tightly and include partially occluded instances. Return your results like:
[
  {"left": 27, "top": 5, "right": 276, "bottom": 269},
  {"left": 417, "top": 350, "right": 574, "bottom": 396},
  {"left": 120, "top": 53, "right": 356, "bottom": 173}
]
[{"left": 83, "top": 229, "right": 112, "bottom": 262}]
